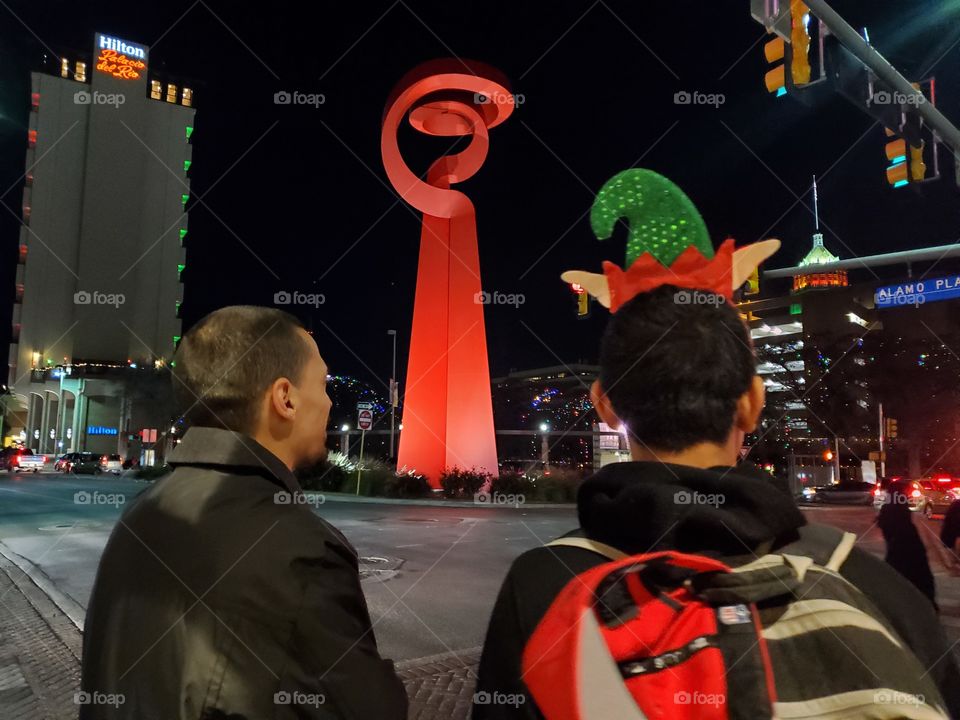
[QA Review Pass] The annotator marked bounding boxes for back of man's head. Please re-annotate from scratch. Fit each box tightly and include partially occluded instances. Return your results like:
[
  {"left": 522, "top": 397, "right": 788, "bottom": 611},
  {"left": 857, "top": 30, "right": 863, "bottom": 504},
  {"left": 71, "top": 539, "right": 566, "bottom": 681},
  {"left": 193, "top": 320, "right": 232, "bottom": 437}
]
[
  {"left": 172, "top": 305, "right": 312, "bottom": 435},
  {"left": 598, "top": 285, "right": 756, "bottom": 453}
]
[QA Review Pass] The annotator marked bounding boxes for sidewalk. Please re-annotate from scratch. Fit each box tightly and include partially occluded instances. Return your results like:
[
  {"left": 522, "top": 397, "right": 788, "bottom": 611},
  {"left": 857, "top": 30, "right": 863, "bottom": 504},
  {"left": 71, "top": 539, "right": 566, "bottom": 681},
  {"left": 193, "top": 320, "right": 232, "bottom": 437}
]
[{"left": 2, "top": 520, "right": 960, "bottom": 720}]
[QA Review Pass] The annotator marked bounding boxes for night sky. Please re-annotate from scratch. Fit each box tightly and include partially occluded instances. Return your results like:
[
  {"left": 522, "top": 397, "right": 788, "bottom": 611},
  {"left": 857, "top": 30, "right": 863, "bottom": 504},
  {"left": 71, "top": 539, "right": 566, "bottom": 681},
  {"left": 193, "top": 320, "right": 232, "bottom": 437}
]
[{"left": 2, "top": 0, "right": 960, "bottom": 390}]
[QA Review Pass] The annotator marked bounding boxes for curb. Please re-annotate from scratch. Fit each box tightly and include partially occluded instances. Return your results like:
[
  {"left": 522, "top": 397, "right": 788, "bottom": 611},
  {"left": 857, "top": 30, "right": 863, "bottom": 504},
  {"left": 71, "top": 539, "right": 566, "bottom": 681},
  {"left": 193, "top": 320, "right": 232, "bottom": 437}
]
[
  {"left": 0, "top": 540, "right": 85, "bottom": 631},
  {"left": 311, "top": 492, "right": 576, "bottom": 510}
]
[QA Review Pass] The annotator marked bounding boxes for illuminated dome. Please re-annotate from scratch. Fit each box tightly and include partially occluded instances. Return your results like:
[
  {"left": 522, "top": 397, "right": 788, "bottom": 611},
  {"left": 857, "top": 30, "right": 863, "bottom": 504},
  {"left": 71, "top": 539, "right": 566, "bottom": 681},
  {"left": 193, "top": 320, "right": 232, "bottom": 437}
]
[{"left": 799, "top": 233, "right": 839, "bottom": 267}]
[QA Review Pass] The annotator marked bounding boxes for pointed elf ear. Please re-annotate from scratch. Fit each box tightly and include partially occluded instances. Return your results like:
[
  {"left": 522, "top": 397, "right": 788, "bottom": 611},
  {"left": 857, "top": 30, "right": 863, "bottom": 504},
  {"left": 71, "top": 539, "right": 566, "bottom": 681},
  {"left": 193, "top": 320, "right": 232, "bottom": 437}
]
[
  {"left": 731, "top": 239, "right": 781, "bottom": 290},
  {"left": 560, "top": 270, "right": 611, "bottom": 308}
]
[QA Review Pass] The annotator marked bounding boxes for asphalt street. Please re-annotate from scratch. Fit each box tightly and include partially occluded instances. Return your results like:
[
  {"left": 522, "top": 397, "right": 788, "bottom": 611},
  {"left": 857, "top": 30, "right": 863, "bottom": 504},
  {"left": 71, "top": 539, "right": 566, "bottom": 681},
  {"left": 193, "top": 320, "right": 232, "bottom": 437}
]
[{"left": 0, "top": 472, "right": 928, "bottom": 662}]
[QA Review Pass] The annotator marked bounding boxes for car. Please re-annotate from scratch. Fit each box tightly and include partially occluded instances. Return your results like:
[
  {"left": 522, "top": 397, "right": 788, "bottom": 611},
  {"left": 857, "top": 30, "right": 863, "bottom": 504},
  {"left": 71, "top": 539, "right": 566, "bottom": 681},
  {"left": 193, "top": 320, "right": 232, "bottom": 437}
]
[
  {"left": 55, "top": 452, "right": 80, "bottom": 472},
  {"left": 801, "top": 481, "right": 875, "bottom": 505},
  {"left": 873, "top": 478, "right": 927, "bottom": 512},
  {"left": 2, "top": 447, "right": 45, "bottom": 472},
  {"left": 919, "top": 475, "right": 960, "bottom": 518},
  {"left": 100, "top": 454, "right": 123, "bottom": 474},
  {"left": 69, "top": 452, "right": 103, "bottom": 475}
]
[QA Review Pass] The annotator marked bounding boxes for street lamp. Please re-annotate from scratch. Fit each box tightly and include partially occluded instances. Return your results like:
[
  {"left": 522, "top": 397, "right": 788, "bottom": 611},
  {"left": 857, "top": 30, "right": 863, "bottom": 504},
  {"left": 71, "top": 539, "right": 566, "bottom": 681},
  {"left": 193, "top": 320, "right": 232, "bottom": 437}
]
[
  {"left": 387, "top": 329, "right": 397, "bottom": 461},
  {"left": 539, "top": 422, "right": 550, "bottom": 470}
]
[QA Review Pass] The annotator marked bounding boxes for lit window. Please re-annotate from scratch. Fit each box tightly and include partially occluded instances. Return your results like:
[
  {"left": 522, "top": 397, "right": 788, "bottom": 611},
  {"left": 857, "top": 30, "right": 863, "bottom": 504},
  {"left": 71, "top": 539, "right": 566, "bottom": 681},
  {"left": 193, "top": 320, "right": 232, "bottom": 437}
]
[
  {"left": 18, "top": 244, "right": 27, "bottom": 263},
  {"left": 177, "top": 263, "right": 185, "bottom": 280},
  {"left": 150, "top": 80, "right": 162, "bottom": 100},
  {"left": 182, "top": 87, "right": 193, "bottom": 107},
  {"left": 75, "top": 61, "right": 87, "bottom": 83},
  {"left": 28, "top": 130, "right": 37, "bottom": 148},
  {"left": 185, "top": 125, "right": 194, "bottom": 141},
  {"left": 166, "top": 83, "right": 177, "bottom": 103},
  {"left": 181, "top": 193, "right": 189, "bottom": 206},
  {"left": 183, "top": 159, "right": 191, "bottom": 174},
  {"left": 61, "top": 58, "right": 69, "bottom": 78},
  {"left": 31, "top": 93, "right": 39, "bottom": 111},
  {"left": 179, "top": 228, "right": 188, "bottom": 245}
]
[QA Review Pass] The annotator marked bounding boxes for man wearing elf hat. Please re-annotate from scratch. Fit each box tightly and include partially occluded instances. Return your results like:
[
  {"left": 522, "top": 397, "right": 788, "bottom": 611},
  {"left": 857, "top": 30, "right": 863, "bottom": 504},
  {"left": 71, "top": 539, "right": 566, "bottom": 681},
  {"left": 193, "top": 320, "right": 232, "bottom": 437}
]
[{"left": 473, "top": 170, "right": 960, "bottom": 720}]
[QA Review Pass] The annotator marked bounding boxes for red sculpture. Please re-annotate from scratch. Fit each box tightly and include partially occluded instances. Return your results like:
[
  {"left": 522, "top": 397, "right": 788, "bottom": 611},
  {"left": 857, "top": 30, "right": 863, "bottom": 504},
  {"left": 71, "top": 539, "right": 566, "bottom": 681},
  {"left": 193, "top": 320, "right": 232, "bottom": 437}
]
[{"left": 381, "top": 60, "right": 514, "bottom": 484}]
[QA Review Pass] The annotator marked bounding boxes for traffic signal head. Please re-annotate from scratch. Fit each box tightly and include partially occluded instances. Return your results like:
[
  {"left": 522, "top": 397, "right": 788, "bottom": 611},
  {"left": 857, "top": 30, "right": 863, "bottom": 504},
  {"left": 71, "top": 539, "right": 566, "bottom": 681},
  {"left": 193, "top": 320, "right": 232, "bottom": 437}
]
[
  {"left": 823, "top": 450, "right": 834, "bottom": 461},
  {"left": 764, "top": 36, "right": 786, "bottom": 95},
  {"left": 789, "top": 1, "right": 812, "bottom": 86}
]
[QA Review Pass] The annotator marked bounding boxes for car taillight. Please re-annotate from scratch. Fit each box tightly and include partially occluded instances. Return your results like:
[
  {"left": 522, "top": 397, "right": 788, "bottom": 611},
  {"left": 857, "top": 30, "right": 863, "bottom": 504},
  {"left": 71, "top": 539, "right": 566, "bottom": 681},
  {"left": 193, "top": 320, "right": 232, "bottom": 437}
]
[
  {"left": 938, "top": 477, "right": 953, "bottom": 483},
  {"left": 912, "top": 489, "right": 922, "bottom": 498}
]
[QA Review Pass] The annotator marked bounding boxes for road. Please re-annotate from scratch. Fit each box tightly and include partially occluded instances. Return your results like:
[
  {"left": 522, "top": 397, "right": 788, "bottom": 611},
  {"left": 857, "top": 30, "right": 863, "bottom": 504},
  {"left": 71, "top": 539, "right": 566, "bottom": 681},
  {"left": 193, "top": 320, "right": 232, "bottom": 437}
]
[{"left": 0, "top": 472, "right": 938, "bottom": 662}]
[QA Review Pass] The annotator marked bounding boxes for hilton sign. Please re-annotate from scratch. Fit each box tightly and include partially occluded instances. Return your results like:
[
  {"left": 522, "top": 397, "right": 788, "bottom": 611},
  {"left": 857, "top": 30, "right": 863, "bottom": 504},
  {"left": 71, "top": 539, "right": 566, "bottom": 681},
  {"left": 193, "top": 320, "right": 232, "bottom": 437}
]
[{"left": 95, "top": 33, "right": 147, "bottom": 80}]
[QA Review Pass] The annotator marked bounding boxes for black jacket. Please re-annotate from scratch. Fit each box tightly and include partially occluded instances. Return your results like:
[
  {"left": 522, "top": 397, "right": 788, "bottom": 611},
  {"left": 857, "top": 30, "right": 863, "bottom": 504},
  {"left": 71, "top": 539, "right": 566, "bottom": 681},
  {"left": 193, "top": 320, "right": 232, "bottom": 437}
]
[
  {"left": 474, "top": 461, "right": 960, "bottom": 719},
  {"left": 80, "top": 427, "right": 407, "bottom": 720}
]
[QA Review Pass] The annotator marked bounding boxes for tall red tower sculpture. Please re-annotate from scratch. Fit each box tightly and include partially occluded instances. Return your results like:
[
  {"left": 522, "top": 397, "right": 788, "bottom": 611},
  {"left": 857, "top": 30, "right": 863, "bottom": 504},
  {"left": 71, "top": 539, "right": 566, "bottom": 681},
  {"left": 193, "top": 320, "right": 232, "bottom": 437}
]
[{"left": 381, "top": 60, "right": 514, "bottom": 484}]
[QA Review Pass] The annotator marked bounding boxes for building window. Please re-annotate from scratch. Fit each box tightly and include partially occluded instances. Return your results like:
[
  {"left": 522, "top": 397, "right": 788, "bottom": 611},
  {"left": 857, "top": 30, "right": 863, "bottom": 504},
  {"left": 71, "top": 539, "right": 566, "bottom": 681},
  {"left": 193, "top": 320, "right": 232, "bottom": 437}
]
[
  {"left": 61, "top": 58, "right": 69, "bottom": 78},
  {"left": 31, "top": 93, "right": 39, "bottom": 111},
  {"left": 166, "top": 83, "right": 177, "bottom": 103},
  {"left": 75, "top": 61, "right": 87, "bottom": 83},
  {"left": 28, "top": 130, "right": 37, "bottom": 148},
  {"left": 22, "top": 206, "right": 30, "bottom": 224},
  {"left": 15, "top": 284, "right": 24, "bottom": 303},
  {"left": 18, "top": 244, "right": 27, "bottom": 264},
  {"left": 11, "top": 324, "right": 20, "bottom": 343},
  {"left": 150, "top": 79, "right": 162, "bottom": 100},
  {"left": 182, "top": 87, "right": 193, "bottom": 107},
  {"left": 25, "top": 174, "right": 33, "bottom": 187}
]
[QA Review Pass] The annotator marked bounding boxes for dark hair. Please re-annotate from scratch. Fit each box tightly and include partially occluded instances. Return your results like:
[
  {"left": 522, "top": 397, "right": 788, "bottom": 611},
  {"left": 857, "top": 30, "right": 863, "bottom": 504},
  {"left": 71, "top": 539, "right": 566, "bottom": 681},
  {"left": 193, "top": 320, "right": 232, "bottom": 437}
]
[
  {"left": 172, "top": 306, "right": 312, "bottom": 434},
  {"left": 598, "top": 285, "right": 755, "bottom": 453}
]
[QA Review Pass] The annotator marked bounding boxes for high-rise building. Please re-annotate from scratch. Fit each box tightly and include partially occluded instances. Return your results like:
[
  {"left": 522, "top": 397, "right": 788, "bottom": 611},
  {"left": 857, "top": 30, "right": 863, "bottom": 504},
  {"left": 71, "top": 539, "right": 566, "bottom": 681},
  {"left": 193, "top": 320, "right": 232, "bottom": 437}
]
[{"left": 7, "top": 32, "right": 195, "bottom": 458}]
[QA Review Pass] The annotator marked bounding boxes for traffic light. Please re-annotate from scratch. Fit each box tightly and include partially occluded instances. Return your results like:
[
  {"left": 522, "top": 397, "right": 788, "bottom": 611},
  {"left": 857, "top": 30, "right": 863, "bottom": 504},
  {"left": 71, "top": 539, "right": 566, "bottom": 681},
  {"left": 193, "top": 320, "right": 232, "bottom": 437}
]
[
  {"left": 885, "top": 129, "right": 909, "bottom": 187},
  {"left": 745, "top": 267, "right": 761, "bottom": 296},
  {"left": 823, "top": 450, "right": 834, "bottom": 461},
  {"left": 762, "top": 1, "right": 812, "bottom": 96},
  {"left": 790, "top": 1, "right": 812, "bottom": 86},
  {"left": 570, "top": 283, "right": 590, "bottom": 319},
  {"left": 764, "top": 35, "right": 787, "bottom": 95},
  {"left": 885, "top": 418, "right": 898, "bottom": 439}
]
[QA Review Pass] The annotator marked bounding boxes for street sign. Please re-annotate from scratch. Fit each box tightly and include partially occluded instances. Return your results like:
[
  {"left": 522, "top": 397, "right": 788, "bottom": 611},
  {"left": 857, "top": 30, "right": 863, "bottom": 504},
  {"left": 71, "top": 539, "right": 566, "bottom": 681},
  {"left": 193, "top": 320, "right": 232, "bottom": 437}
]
[
  {"left": 357, "top": 403, "right": 374, "bottom": 432},
  {"left": 875, "top": 275, "right": 960, "bottom": 308}
]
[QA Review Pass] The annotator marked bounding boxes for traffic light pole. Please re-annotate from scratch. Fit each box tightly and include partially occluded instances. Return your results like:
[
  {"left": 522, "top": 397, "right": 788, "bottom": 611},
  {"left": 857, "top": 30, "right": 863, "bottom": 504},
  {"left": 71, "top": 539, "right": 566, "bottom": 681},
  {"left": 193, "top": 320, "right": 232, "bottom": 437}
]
[{"left": 804, "top": 0, "right": 960, "bottom": 155}]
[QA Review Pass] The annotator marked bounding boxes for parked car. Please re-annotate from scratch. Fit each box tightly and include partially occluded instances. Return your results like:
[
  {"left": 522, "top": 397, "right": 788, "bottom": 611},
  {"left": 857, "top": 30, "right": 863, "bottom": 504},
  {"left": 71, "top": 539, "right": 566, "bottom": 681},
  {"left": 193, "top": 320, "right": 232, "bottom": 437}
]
[
  {"left": 801, "top": 481, "right": 875, "bottom": 505},
  {"left": 100, "top": 454, "right": 123, "bottom": 474},
  {"left": 69, "top": 452, "right": 103, "bottom": 475}
]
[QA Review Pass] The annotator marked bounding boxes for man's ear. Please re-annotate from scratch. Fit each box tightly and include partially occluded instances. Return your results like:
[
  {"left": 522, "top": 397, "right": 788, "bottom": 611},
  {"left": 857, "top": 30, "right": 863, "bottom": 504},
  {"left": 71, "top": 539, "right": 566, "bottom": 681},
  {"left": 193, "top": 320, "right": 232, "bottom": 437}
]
[
  {"left": 590, "top": 379, "right": 622, "bottom": 429},
  {"left": 268, "top": 377, "right": 297, "bottom": 421},
  {"left": 735, "top": 375, "right": 765, "bottom": 434}
]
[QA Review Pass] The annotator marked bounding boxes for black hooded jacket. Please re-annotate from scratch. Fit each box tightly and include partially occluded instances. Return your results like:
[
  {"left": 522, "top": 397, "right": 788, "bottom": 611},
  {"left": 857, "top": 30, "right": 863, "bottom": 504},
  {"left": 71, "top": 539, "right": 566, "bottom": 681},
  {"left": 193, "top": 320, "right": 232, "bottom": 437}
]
[{"left": 473, "top": 461, "right": 960, "bottom": 720}]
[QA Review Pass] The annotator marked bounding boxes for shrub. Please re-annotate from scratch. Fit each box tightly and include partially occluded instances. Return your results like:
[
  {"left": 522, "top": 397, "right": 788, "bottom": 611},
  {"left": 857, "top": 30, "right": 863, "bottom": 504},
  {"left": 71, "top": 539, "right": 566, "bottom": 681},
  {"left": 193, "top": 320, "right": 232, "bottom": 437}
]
[
  {"left": 439, "top": 467, "right": 491, "bottom": 499},
  {"left": 532, "top": 467, "right": 587, "bottom": 502},
  {"left": 299, "top": 460, "right": 349, "bottom": 492},
  {"left": 385, "top": 472, "right": 432, "bottom": 498},
  {"left": 134, "top": 464, "right": 171, "bottom": 480},
  {"left": 491, "top": 472, "right": 536, "bottom": 497},
  {"left": 344, "top": 467, "right": 394, "bottom": 496}
]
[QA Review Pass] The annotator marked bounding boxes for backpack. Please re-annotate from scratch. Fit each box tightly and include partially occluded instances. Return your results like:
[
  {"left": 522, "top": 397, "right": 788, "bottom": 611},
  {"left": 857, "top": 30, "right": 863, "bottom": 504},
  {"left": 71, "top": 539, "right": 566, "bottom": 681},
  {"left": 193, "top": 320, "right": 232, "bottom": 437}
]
[{"left": 521, "top": 528, "right": 949, "bottom": 720}]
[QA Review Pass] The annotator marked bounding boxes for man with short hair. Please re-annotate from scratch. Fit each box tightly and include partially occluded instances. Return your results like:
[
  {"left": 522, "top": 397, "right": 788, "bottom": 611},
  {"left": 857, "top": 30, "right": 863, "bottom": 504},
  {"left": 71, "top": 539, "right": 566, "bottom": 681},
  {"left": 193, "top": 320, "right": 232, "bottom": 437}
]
[
  {"left": 474, "top": 285, "right": 960, "bottom": 719},
  {"left": 81, "top": 306, "right": 407, "bottom": 719}
]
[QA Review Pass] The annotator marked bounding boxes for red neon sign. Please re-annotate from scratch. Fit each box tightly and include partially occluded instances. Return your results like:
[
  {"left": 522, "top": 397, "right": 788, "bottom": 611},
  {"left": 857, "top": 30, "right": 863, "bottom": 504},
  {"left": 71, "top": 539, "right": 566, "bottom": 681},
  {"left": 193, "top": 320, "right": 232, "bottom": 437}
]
[{"left": 95, "top": 49, "right": 146, "bottom": 80}]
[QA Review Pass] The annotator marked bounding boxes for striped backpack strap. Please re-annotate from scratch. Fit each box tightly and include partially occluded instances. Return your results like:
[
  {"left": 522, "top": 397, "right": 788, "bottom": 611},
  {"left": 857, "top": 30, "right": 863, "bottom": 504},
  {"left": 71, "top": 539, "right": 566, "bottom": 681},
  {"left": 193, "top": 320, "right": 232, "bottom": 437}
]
[
  {"left": 724, "top": 526, "right": 951, "bottom": 719},
  {"left": 546, "top": 536, "right": 629, "bottom": 560}
]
